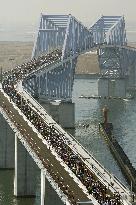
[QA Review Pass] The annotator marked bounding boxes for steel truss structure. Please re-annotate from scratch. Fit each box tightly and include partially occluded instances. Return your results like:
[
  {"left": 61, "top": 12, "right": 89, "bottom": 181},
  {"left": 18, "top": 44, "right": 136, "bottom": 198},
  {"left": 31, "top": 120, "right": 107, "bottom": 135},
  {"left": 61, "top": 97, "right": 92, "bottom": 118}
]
[
  {"left": 25, "top": 14, "right": 128, "bottom": 101},
  {"left": 28, "top": 14, "right": 94, "bottom": 101},
  {"left": 23, "top": 57, "right": 77, "bottom": 100},
  {"left": 32, "top": 14, "right": 94, "bottom": 58},
  {"left": 98, "top": 46, "right": 136, "bottom": 81},
  {"left": 90, "top": 16, "right": 127, "bottom": 46}
]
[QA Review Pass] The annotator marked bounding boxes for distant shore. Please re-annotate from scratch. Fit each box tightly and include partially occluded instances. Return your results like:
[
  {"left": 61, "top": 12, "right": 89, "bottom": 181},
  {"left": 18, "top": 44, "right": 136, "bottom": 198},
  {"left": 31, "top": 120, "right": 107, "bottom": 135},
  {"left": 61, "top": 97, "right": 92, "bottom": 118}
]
[
  {"left": 1, "top": 41, "right": 136, "bottom": 74},
  {"left": 0, "top": 41, "right": 100, "bottom": 74},
  {"left": 75, "top": 73, "right": 100, "bottom": 79},
  {"left": 0, "top": 41, "right": 33, "bottom": 71}
]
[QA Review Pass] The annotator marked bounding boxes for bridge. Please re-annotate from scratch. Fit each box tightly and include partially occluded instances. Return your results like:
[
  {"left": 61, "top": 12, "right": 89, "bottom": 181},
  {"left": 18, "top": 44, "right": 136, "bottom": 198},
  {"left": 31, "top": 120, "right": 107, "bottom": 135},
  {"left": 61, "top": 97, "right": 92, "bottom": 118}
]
[{"left": 0, "top": 13, "right": 135, "bottom": 205}]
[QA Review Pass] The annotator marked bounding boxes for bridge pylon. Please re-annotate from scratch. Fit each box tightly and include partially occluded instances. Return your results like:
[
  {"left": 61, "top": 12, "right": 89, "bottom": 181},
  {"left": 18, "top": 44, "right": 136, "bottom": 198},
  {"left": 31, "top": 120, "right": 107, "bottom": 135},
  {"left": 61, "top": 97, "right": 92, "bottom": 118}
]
[
  {"left": 90, "top": 15, "right": 127, "bottom": 46},
  {"left": 26, "top": 13, "right": 94, "bottom": 101}
]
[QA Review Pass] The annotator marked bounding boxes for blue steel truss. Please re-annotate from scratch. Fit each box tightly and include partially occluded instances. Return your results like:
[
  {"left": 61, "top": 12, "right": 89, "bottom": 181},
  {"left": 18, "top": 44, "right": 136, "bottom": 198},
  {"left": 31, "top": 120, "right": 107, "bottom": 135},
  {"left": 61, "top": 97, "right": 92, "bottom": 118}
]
[
  {"left": 29, "top": 13, "right": 94, "bottom": 101},
  {"left": 32, "top": 14, "right": 94, "bottom": 58},
  {"left": 90, "top": 16, "right": 127, "bottom": 46},
  {"left": 23, "top": 57, "right": 77, "bottom": 101},
  {"left": 98, "top": 45, "right": 136, "bottom": 81},
  {"left": 32, "top": 14, "right": 69, "bottom": 58},
  {"left": 27, "top": 14, "right": 128, "bottom": 101}
]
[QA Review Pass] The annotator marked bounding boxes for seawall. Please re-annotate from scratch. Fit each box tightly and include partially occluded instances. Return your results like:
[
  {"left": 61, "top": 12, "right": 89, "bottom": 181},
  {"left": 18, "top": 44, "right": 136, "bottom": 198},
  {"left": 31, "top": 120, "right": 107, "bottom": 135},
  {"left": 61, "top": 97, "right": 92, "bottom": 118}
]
[{"left": 99, "top": 123, "right": 136, "bottom": 193}]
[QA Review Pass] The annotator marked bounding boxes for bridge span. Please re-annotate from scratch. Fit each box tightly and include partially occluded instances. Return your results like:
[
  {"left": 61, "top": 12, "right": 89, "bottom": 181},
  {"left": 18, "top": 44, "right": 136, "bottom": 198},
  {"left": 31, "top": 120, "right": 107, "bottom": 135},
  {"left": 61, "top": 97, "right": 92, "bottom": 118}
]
[
  {"left": 0, "top": 14, "right": 134, "bottom": 205},
  {"left": 0, "top": 50, "right": 132, "bottom": 205}
]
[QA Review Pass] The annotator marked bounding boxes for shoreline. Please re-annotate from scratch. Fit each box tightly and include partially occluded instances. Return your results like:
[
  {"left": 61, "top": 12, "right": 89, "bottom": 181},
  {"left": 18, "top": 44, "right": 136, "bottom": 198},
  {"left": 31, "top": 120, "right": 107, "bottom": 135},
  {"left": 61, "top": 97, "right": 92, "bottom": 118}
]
[
  {"left": 0, "top": 41, "right": 136, "bottom": 74},
  {"left": 75, "top": 73, "right": 100, "bottom": 79},
  {"left": 99, "top": 123, "right": 136, "bottom": 193}
]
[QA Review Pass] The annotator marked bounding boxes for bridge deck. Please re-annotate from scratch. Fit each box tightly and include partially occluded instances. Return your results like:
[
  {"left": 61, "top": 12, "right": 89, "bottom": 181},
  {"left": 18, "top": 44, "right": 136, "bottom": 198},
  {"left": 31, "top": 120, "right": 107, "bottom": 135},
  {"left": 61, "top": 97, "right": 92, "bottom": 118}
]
[
  {"left": 0, "top": 90, "right": 90, "bottom": 204},
  {"left": 0, "top": 48, "right": 132, "bottom": 205}
]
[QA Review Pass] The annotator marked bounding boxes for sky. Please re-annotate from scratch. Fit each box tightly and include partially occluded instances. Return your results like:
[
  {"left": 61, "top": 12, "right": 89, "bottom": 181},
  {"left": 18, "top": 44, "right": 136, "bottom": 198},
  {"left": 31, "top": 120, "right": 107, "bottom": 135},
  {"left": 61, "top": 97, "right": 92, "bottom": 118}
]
[
  {"left": 0, "top": 0, "right": 135, "bottom": 25},
  {"left": 0, "top": 0, "right": 136, "bottom": 41}
]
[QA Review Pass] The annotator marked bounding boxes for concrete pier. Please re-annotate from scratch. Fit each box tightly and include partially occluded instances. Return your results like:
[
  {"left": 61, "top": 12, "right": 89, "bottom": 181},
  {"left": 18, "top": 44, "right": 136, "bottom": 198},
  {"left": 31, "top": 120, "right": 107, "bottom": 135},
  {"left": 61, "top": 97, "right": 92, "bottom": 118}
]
[
  {"left": 40, "top": 101, "right": 75, "bottom": 129},
  {"left": 127, "top": 65, "right": 136, "bottom": 87},
  {"left": 98, "top": 78, "right": 126, "bottom": 97},
  {"left": 14, "top": 134, "right": 39, "bottom": 197},
  {"left": 0, "top": 114, "right": 15, "bottom": 168},
  {"left": 41, "top": 170, "right": 64, "bottom": 205}
]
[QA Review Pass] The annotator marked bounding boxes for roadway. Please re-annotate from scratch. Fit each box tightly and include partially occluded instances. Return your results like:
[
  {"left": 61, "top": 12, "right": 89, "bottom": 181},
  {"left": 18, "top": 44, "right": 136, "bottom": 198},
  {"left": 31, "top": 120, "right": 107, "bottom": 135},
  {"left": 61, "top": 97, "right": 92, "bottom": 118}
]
[
  {"left": 0, "top": 46, "right": 132, "bottom": 205},
  {"left": 0, "top": 89, "right": 90, "bottom": 204}
]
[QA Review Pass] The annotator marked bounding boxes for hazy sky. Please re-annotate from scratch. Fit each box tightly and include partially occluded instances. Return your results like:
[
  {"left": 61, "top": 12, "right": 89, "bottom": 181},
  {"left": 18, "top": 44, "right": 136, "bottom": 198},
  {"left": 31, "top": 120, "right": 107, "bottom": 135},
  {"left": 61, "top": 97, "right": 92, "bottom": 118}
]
[
  {"left": 0, "top": 0, "right": 136, "bottom": 41},
  {"left": 0, "top": 0, "right": 136, "bottom": 26}
]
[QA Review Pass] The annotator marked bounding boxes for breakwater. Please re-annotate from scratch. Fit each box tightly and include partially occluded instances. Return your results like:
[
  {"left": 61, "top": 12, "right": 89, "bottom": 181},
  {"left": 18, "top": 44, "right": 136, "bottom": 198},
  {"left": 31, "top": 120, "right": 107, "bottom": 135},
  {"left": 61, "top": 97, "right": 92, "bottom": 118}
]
[{"left": 99, "top": 123, "right": 136, "bottom": 193}]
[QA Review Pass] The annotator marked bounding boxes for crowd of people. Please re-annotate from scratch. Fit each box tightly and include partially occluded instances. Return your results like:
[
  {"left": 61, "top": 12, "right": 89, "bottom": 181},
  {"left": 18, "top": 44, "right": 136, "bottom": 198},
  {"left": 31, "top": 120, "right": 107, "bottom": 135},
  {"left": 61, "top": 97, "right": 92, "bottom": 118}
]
[{"left": 1, "top": 49, "right": 122, "bottom": 205}]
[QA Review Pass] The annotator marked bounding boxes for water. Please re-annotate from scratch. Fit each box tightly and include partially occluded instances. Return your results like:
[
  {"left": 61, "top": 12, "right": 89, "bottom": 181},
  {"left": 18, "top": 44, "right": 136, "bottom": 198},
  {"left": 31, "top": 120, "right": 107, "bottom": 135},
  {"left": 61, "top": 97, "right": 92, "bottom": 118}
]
[
  {"left": 1, "top": 78, "right": 136, "bottom": 204},
  {"left": 72, "top": 79, "right": 128, "bottom": 184}
]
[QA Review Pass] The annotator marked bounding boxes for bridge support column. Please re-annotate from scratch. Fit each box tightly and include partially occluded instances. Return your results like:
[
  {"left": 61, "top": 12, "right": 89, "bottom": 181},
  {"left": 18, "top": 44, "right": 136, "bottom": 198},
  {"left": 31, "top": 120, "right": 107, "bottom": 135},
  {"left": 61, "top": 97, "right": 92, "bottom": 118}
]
[
  {"left": 14, "top": 134, "right": 39, "bottom": 197},
  {"left": 98, "top": 78, "right": 126, "bottom": 97},
  {"left": 127, "top": 65, "right": 136, "bottom": 88},
  {"left": 0, "top": 114, "right": 15, "bottom": 168},
  {"left": 41, "top": 170, "right": 64, "bottom": 205},
  {"left": 40, "top": 101, "right": 75, "bottom": 129}
]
